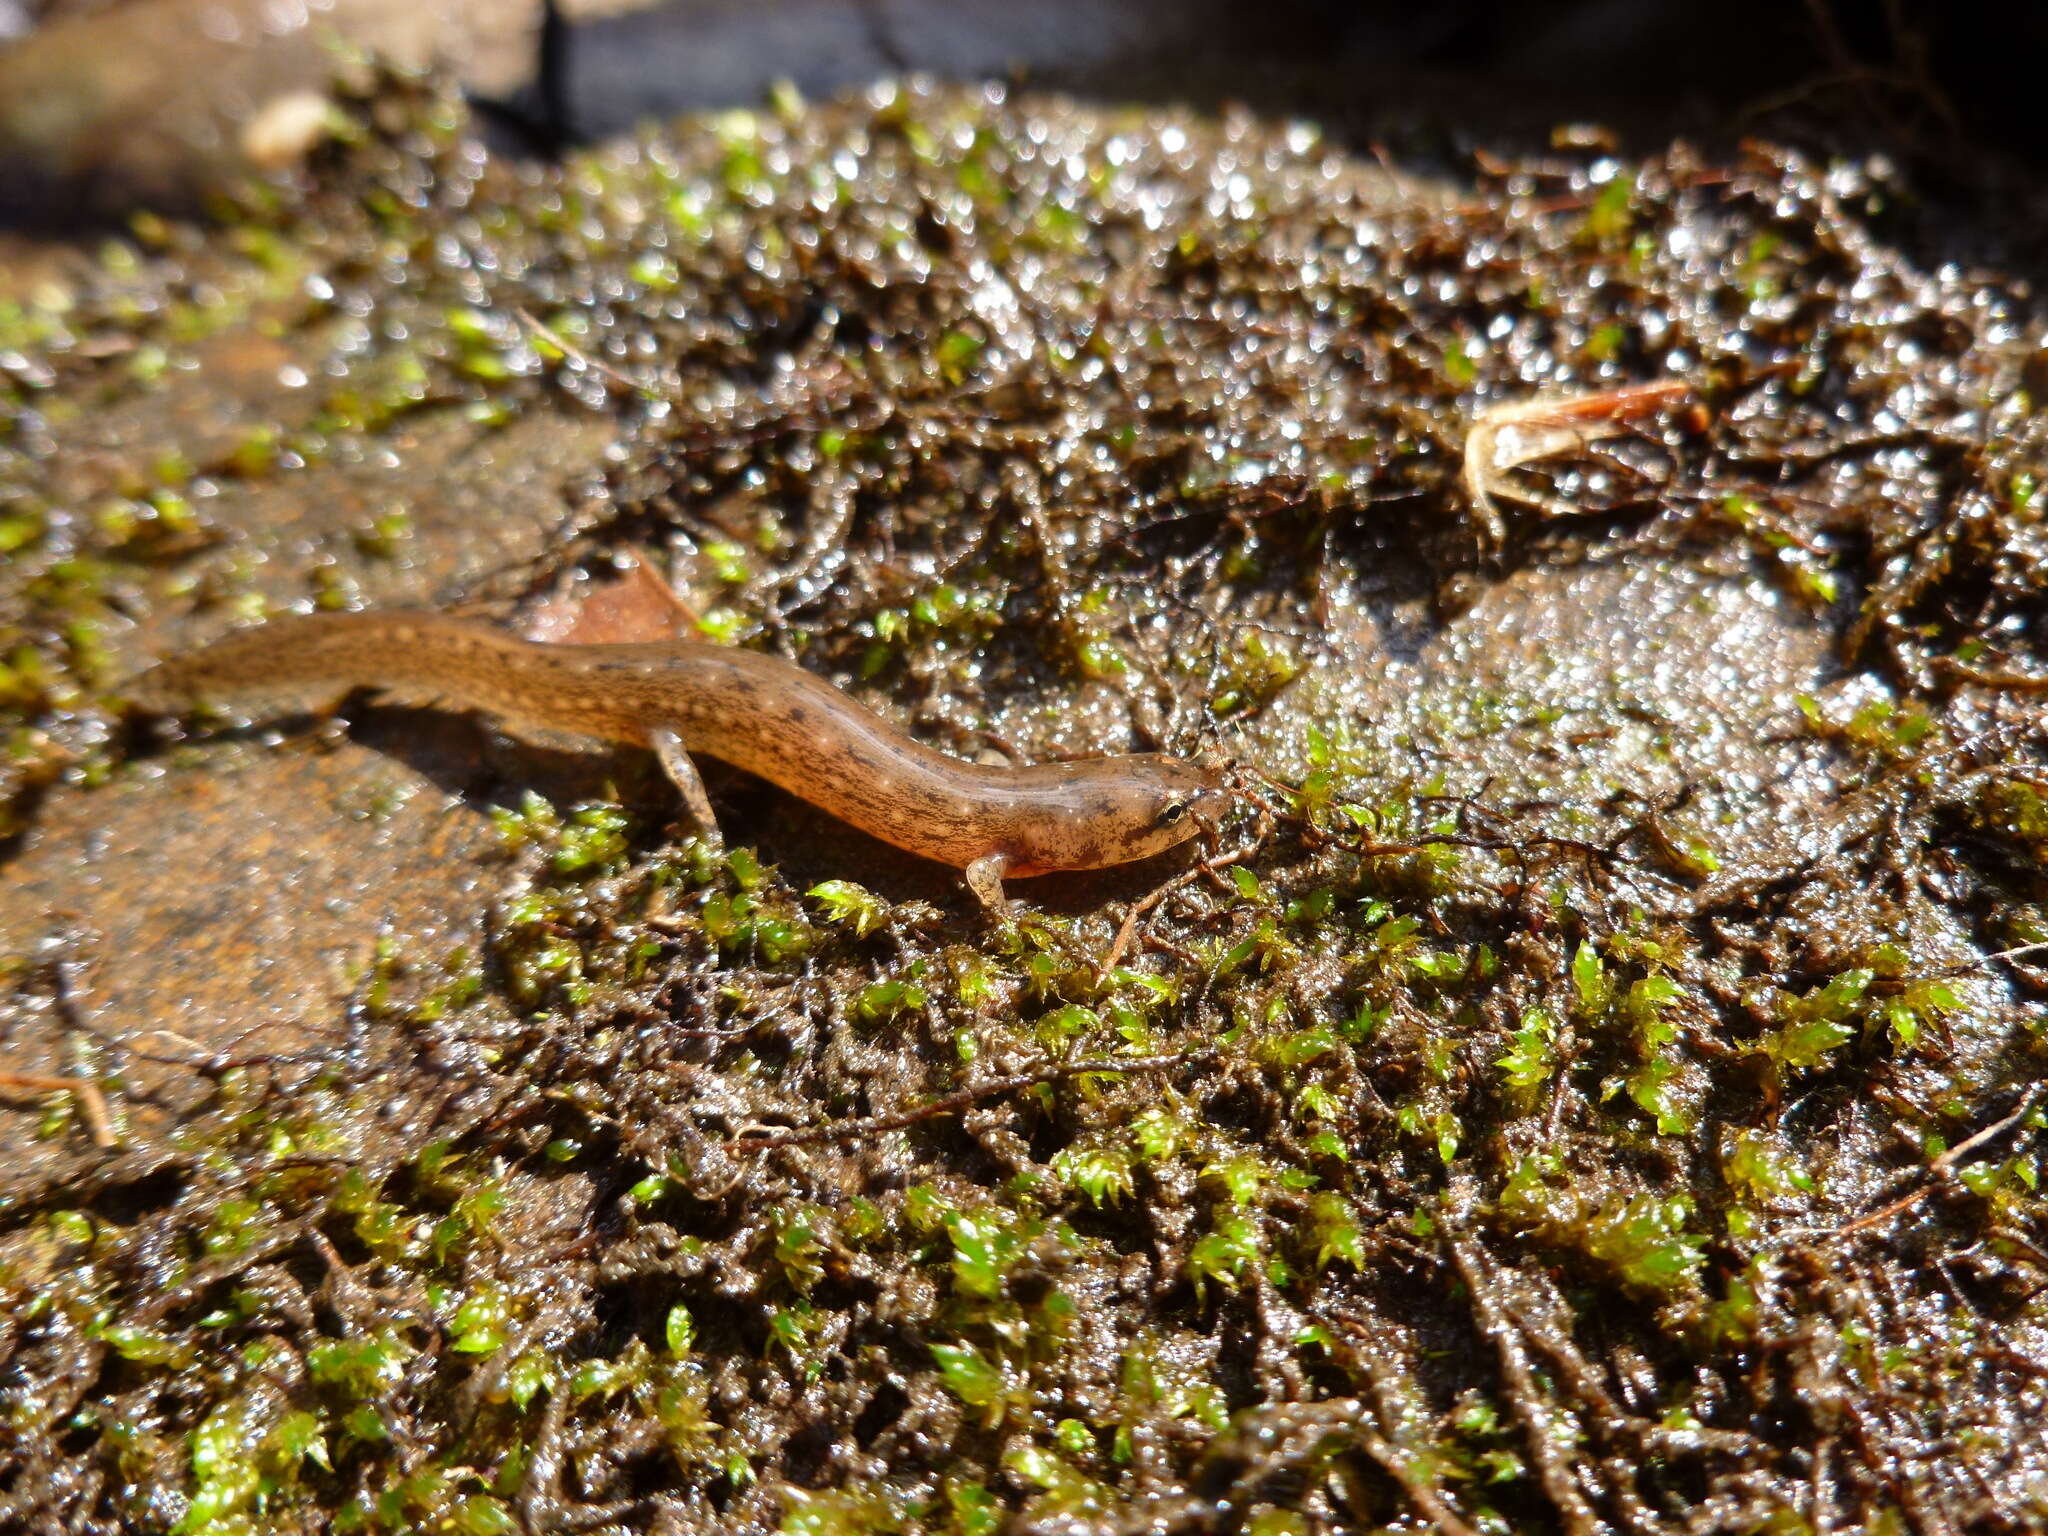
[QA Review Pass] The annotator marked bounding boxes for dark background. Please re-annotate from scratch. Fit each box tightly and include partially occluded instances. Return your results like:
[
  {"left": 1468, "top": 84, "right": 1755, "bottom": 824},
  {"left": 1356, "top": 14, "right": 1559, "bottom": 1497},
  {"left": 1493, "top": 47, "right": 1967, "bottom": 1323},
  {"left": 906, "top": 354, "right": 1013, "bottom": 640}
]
[
  {"left": 3, "top": 0, "right": 2046, "bottom": 228},
  {"left": 503, "top": 0, "right": 2045, "bottom": 168}
]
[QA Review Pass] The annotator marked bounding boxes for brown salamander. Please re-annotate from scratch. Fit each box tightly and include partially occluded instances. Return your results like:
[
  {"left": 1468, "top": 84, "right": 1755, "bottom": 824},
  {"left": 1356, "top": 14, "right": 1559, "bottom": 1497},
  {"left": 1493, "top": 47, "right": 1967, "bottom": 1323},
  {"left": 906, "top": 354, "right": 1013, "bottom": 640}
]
[{"left": 130, "top": 611, "right": 1228, "bottom": 908}]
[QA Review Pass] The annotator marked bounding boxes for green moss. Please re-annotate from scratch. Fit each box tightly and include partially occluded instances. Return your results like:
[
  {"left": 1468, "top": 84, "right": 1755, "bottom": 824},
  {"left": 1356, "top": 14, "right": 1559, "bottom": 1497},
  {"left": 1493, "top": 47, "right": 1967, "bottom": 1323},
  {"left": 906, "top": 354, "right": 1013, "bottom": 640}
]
[
  {"left": 309, "top": 1331, "right": 413, "bottom": 1396},
  {"left": 930, "top": 1340, "right": 1007, "bottom": 1418},
  {"left": 99, "top": 1323, "right": 197, "bottom": 1369},
  {"left": 1051, "top": 1137, "right": 1135, "bottom": 1207},
  {"left": 1496, "top": 1006, "right": 1557, "bottom": 1095},
  {"left": 1798, "top": 693, "right": 1937, "bottom": 760},
  {"left": 1306, "top": 1192, "right": 1366, "bottom": 1273},
  {"left": 805, "top": 879, "right": 892, "bottom": 937},
  {"left": 1499, "top": 1156, "right": 1707, "bottom": 1299},
  {"left": 771, "top": 1203, "right": 831, "bottom": 1290},
  {"left": 1975, "top": 778, "right": 2048, "bottom": 863},
  {"left": 448, "top": 1287, "right": 512, "bottom": 1354},
  {"left": 1209, "top": 631, "right": 1300, "bottom": 717},
  {"left": 855, "top": 975, "right": 927, "bottom": 1025},
  {"left": 779, "top": 1483, "right": 918, "bottom": 1536},
  {"left": 1752, "top": 969, "right": 1871, "bottom": 1073},
  {"left": 1004, "top": 1444, "right": 1113, "bottom": 1524},
  {"left": 1185, "top": 1210, "right": 1263, "bottom": 1297}
]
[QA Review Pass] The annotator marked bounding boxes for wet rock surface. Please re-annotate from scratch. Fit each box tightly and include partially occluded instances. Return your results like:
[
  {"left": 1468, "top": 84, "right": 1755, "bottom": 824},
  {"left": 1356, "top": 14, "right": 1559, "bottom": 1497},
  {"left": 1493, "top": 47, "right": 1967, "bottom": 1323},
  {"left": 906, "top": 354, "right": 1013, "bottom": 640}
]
[{"left": 1, "top": 72, "right": 2045, "bottom": 1534}]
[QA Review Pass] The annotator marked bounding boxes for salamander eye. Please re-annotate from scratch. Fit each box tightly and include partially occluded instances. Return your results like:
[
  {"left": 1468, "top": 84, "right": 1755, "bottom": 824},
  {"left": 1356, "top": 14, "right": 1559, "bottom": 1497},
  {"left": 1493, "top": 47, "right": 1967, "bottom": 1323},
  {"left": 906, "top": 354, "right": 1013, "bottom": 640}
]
[{"left": 1158, "top": 799, "right": 1189, "bottom": 826}]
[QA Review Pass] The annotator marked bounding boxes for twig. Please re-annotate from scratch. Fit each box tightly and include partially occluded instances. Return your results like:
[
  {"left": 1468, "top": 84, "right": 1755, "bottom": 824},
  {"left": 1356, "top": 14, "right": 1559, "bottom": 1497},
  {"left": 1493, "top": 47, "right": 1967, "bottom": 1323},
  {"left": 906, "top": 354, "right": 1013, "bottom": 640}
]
[
  {"left": 1938, "top": 939, "right": 2048, "bottom": 976},
  {"left": 1098, "top": 846, "right": 1256, "bottom": 980},
  {"left": 1827, "top": 1083, "right": 2044, "bottom": 1239},
  {"left": 1097, "top": 781, "right": 1275, "bottom": 980},
  {"left": 1226, "top": 1399, "right": 1487, "bottom": 1536},
  {"left": 0, "top": 1070, "right": 116, "bottom": 1148},
  {"left": 1935, "top": 657, "right": 2048, "bottom": 692},
  {"left": 722, "top": 1050, "right": 1213, "bottom": 1152},
  {"left": 515, "top": 307, "right": 657, "bottom": 399},
  {"left": 1447, "top": 1235, "right": 1609, "bottom": 1536}
]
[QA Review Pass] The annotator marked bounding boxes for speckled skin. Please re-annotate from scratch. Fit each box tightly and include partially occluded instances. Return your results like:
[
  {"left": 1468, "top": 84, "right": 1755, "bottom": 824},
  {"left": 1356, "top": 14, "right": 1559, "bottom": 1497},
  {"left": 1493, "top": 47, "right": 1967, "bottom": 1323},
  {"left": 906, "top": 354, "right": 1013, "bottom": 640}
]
[{"left": 133, "top": 611, "right": 1227, "bottom": 901}]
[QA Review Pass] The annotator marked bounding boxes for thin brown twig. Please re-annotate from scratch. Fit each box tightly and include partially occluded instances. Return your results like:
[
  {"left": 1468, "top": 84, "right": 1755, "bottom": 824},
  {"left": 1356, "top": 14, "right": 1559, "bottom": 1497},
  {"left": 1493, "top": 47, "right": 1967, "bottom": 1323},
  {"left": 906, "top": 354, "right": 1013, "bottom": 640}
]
[
  {"left": 1827, "top": 1083, "right": 2044, "bottom": 1240},
  {"left": 1446, "top": 1235, "right": 1608, "bottom": 1536},
  {"left": 515, "top": 307, "right": 656, "bottom": 398},
  {"left": 1098, "top": 870, "right": 1198, "bottom": 982},
  {"left": 721, "top": 1049, "right": 1213, "bottom": 1152},
  {"left": 0, "top": 1070, "right": 115, "bottom": 1148},
  {"left": 1098, "top": 844, "right": 1258, "bottom": 981},
  {"left": 1935, "top": 657, "right": 2048, "bottom": 692},
  {"left": 1937, "top": 939, "right": 2048, "bottom": 976},
  {"left": 1234, "top": 1399, "right": 1488, "bottom": 1536},
  {"left": 1319, "top": 1309, "right": 1492, "bottom": 1536}
]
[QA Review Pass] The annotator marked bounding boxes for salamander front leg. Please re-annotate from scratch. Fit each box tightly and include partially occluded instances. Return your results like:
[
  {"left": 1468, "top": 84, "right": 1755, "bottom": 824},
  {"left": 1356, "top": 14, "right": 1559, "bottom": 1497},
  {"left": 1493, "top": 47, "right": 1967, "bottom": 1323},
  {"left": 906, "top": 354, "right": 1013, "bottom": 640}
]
[
  {"left": 964, "top": 852, "right": 1011, "bottom": 915},
  {"left": 647, "top": 725, "right": 724, "bottom": 850}
]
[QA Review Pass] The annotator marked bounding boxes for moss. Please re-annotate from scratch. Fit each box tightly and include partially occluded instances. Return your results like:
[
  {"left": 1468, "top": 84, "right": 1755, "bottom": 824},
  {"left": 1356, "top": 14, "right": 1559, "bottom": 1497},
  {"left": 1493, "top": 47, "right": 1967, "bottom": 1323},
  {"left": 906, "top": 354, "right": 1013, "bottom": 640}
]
[
  {"left": 1499, "top": 1155, "right": 1708, "bottom": 1302},
  {"left": 780, "top": 1484, "right": 920, "bottom": 1536},
  {"left": 1050, "top": 1137, "right": 1135, "bottom": 1207}
]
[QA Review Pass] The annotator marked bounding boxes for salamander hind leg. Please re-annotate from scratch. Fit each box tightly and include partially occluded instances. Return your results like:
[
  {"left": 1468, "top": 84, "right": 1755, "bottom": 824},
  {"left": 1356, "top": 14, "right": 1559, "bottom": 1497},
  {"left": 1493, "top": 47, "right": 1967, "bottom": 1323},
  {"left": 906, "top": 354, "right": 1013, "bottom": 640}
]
[{"left": 648, "top": 725, "right": 724, "bottom": 850}]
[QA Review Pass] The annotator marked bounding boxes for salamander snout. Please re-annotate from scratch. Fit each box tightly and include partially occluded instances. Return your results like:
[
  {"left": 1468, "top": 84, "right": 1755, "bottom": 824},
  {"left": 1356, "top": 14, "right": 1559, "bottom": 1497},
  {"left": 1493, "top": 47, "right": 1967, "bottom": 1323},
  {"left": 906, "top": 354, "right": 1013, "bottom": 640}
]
[
  {"left": 1156, "top": 776, "right": 1232, "bottom": 839},
  {"left": 1103, "top": 757, "right": 1232, "bottom": 865}
]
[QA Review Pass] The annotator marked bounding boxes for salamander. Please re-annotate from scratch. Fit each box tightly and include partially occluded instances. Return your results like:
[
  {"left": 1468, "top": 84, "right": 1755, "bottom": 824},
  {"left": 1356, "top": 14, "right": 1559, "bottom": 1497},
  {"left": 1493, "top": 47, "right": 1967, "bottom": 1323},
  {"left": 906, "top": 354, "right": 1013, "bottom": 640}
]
[{"left": 130, "top": 611, "right": 1228, "bottom": 908}]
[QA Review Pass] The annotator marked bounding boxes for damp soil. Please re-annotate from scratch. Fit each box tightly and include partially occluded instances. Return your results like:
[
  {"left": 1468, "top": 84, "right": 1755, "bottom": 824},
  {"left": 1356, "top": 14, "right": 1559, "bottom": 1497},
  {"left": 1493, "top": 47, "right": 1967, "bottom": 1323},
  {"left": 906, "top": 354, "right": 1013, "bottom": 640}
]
[{"left": 1, "top": 70, "right": 2046, "bottom": 1536}]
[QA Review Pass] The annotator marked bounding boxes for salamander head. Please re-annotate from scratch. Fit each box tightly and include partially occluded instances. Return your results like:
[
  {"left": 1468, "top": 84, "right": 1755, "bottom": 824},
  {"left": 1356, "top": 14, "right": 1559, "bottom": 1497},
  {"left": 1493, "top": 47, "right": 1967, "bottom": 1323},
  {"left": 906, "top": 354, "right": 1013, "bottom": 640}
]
[{"left": 1008, "top": 755, "right": 1232, "bottom": 877}]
